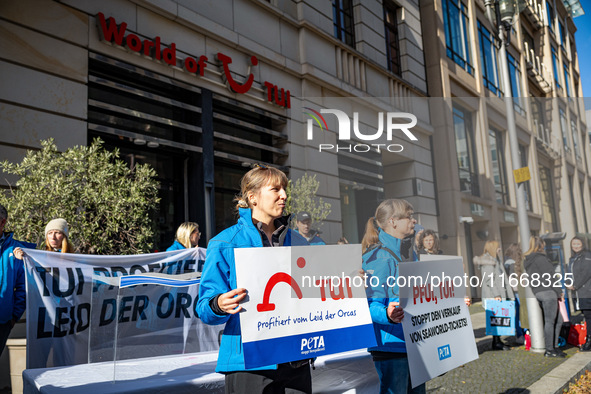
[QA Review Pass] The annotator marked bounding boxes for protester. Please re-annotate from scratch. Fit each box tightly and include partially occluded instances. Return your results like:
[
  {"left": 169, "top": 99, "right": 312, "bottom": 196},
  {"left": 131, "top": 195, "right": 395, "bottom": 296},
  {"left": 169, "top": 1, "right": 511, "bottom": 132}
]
[
  {"left": 167, "top": 222, "right": 201, "bottom": 250},
  {"left": 473, "top": 240, "right": 513, "bottom": 351},
  {"left": 196, "top": 165, "right": 310, "bottom": 393},
  {"left": 567, "top": 236, "right": 591, "bottom": 351},
  {"left": 0, "top": 204, "right": 35, "bottom": 353},
  {"left": 43, "top": 218, "right": 74, "bottom": 253},
  {"left": 361, "top": 198, "right": 424, "bottom": 394},
  {"left": 13, "top": 218, "right": 74, "bottom": 365},
  {"left": 295, "top": 211, "right": 326, "bottom": 245},
  {"left": 417, "top": 229, "right": 443, "bottom": 255},
  {"left": 504, "top": 243, "right": 526, "bottom": 343},
  {"left": 15, "top": 218, "right": 74, "bottom": 259},
  {"left": 166, "top": 221, "right": 203, "bottom": 271},
  {"left": 524, "top": 236, "right": 565, "bottom": 357}
]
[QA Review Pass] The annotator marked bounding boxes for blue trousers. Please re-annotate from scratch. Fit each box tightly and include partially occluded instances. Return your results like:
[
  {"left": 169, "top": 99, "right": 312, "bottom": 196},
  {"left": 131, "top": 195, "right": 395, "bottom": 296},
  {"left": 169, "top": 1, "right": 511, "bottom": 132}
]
[{"left": 374, "top": 355, "right": 426, "bottom": 394}]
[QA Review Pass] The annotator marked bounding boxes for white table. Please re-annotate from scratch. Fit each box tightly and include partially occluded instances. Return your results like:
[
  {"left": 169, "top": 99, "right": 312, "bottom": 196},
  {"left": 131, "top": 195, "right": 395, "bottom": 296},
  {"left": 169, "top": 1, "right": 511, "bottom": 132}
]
[{"left": 23, "top": 350, "right": 379, "bottom": 393}]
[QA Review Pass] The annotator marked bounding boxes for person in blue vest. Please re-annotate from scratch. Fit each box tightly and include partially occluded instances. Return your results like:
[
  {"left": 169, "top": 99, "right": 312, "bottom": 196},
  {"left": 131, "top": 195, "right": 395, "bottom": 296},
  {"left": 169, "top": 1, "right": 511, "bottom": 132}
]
[
  {"left": 167, "top": 222, "right": 201, "bottom": 251},
  {"left": 167, "top": 221, "right": 202, "bottom": 271},
  {"left": 361, "top": 198, "right": 425, "bottom": 394},
  {"left": 196, "top": 164, "right": 310, "bottom": 393},
  {"left": 0, "top": 204, "right": 35, "bottom": 353},
  {"left": 295, "top": 211, "right": 325, "bottom": 245}
]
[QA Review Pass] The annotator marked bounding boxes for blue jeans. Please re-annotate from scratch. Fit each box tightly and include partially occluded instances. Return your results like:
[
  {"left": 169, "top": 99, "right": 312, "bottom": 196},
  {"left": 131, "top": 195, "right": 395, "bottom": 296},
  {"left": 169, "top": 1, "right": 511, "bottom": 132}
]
[{"left": 374, "top": 355, "right": 426, "bottom": 394}]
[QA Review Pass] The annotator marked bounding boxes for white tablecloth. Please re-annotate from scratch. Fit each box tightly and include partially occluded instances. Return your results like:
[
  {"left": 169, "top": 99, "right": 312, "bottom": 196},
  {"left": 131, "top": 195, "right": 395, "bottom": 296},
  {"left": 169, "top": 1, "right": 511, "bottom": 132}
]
[{"left": 23, "top": 350, "right": 379, "bottom": 393}]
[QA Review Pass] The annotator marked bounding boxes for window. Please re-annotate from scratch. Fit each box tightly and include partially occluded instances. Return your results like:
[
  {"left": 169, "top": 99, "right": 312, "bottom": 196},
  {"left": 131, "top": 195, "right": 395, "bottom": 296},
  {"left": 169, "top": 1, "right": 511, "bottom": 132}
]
[
  {"left": 523, "top": 31, "right": 535, "bottom": 56},
  {"left": 478, "top": 21, "right": 501, "bottom": 96},
  {"left": 559, "top": 107, "right": 570, "bottom": 151},
  {"left": 453, "top": 106, "right": 479, "bottom": 196},
  {"left": 489, "top": 129, "right": 509, "bottom": 204},
  {"left": 333, "top": 0, "right": 355, "bottom": 47},
  {"left": 571, "top": 119, "right": 580, "bottom": 158},
  {"left": 383, "top": 1, "right": 401, "bottom": 75},
  {"left": 581, "top": 181, "right": 589, "bottom": 233},
  {"left": 519, "top": 144, "right": 532, "bottom": 211},
  {"left": 559, "top": 20, "right": 565, "bottom": 47},
  {"left": 507, "top": 53, "right": 524, "bottom": 114},
  {"left": 442, "top": 0, "right": 474, "bottom": 74},
  {"left": 552, "top": 46, "right": 561, "bottom": 90},
  {"left": 546, "top": 1, "right": 555, "bottom": 34},
  {"left": 531, "top": 97, "right": 549, "bottom": 144},
  {"left": 539, "top": 165, "right": 558, "bottom": 232},
  {"left": 569, "top": 175, "right": 579, "bottom": 232},
  {"left": 563, "top": 63, "right": 571, "bottom": 97}
]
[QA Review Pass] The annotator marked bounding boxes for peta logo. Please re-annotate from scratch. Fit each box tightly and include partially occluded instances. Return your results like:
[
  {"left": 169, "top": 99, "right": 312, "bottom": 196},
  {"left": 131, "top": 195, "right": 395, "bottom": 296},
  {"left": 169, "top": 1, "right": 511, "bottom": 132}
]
[
  {"left": 301, "top": 335, "right": 325, "bottom": 353},
  {"left": 304, "top": 108, "right": 418, "bottom": 153},
  {"left": 437, "top": 344, "right": 451, "bottom": 360}
]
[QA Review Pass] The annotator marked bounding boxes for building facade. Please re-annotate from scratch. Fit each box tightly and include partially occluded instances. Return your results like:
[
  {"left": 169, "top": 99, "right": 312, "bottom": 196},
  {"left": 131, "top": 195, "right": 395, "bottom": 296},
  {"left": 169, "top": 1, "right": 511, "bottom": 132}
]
[
  {"left": 0, "top": 0, "right": 434, "bottom": 250},
  {"left": 421, "top": 0, "right": 590, "bottom": 295}
]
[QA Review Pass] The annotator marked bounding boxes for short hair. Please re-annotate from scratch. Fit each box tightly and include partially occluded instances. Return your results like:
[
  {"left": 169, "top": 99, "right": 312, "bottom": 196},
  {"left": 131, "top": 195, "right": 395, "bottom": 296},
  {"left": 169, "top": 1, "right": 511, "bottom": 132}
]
[{"left": 175, "top": 222, "right": 200, "bottom": 249}]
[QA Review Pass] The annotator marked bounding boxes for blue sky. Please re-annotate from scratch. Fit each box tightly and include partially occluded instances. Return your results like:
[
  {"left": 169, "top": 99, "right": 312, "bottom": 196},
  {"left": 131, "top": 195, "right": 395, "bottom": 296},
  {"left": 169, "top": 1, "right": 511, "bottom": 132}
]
[{"left": 574, "top": 0, "right": 591, "bottom": 108}]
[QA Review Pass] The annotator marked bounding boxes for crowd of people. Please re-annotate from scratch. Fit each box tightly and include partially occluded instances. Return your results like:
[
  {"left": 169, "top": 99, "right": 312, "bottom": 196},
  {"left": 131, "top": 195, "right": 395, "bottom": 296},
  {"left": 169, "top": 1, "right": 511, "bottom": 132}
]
[{"left": 1, "top": 164, "right": 590, "bottom": 393}]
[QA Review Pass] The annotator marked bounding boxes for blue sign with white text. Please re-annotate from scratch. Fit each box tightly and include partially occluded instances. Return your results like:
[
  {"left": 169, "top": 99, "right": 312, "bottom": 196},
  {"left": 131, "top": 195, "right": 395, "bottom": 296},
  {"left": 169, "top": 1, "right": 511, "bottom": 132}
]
[{"left": 437, "top": 344, "right": 451, "bottom": 360}]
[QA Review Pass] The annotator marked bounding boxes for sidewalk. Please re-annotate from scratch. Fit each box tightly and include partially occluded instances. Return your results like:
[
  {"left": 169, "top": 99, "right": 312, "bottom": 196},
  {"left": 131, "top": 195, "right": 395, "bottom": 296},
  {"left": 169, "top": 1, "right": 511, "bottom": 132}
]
[{"left": 425, "top": 310, "right": 591, "bottom": 393}]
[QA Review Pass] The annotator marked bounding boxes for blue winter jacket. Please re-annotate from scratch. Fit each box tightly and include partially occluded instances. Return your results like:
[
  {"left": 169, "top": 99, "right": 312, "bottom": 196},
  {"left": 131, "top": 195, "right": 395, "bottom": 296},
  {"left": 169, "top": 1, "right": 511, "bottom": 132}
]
[
  {"left": 166, "top": 240, "right": 186, "bottom": 251},
  {"left": 196, "top": 208, "right": 308, "bottom": 373},
  {"left": 362, "top": 229, "right": 417, "bottom": 353},
  {"left": 0, "top": 232, "right": 35, "bottom": 324}
]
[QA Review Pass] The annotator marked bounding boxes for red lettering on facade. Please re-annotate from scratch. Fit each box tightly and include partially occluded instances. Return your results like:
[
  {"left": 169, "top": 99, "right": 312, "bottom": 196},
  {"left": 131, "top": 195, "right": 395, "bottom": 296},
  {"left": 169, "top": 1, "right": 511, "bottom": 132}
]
[
  {"left": 264, "top": 82, "right": 291, "bottom": 108},
  {"left": 97, "top": 12, "right": 126, "bottom": 46}
]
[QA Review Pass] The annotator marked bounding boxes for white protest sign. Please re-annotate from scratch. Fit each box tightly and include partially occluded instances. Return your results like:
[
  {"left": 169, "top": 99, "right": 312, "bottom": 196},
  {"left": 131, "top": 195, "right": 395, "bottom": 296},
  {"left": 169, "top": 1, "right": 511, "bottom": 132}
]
[
  {"left": 399, "top": 257, "right": 478, "bottom": 388},
  {"left": 235, "top": 244, "right": 376, "bottom": 369}
]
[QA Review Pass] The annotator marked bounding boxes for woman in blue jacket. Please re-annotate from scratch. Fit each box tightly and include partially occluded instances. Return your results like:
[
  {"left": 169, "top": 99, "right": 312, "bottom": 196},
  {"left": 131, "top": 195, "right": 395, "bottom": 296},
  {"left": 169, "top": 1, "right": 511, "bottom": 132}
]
[
  {"left": 361, "top": 199, "right": 424, "bottom": 394},
  {"left": 167, "top": 222, "right": 201, "bottom": 251},
  {"left": 196, "top": 165, "right": 310, "bottom": 393}
]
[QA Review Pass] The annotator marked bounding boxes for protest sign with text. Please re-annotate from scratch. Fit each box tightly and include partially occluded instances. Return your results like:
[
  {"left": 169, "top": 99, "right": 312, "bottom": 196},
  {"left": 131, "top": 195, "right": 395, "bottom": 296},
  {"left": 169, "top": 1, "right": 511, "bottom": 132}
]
[
  {"left": 235, "top": 244, "right": 376, "bottom": 369},
  {"left": 399, "top": 256, "right": 478, "bottom": 388},
  {"left": 485, "top": 300, "right": 516, "bottom": 336},
  {"left": 24, "top": 248, "right": 221, "bottom": 369}
]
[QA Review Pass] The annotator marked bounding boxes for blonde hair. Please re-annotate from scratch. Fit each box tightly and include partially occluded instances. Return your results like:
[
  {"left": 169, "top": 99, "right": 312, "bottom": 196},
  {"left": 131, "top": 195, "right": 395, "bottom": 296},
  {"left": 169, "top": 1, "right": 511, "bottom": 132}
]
[
  {"left": 175, "top": 222, "right": 199, "bottom": 249},
  {"left": 44, "top": 233, "right": 75, "bottom": 253},
  {"left": 525, "top": 236, "right": 545, "bottom": 255},
  {"left": 234, "top": 165, "right": 288, "bottom": 211},
  {"left": 483, "top": 240, "right": 500, "bottom": 259},
  {"left": 361, "top": 199, "right": 413, "bottom": 253}
]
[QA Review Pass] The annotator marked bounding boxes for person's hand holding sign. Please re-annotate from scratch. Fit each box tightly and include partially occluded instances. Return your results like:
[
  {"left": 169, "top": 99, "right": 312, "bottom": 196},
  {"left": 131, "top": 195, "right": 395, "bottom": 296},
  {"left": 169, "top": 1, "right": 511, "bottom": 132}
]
[
  {"left": 217, "top": 288, "right": 247, "bottom": 314},
  {"left": 387, "top": 301, "right": 404, "bottom": 323}
]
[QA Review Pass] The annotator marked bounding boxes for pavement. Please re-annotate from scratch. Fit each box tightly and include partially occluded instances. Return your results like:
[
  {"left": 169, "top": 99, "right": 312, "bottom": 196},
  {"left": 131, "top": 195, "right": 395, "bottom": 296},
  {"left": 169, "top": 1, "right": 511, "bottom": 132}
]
[{"left": 425, "top": 307, "right": 591, "bottom": 393}]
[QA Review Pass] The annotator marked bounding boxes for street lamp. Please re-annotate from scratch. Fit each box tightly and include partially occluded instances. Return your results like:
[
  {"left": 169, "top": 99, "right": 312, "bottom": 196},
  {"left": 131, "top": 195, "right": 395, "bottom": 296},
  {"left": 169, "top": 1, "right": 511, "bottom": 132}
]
[{"left": 483, "top": 0, "right": 545, "bottom": 353}]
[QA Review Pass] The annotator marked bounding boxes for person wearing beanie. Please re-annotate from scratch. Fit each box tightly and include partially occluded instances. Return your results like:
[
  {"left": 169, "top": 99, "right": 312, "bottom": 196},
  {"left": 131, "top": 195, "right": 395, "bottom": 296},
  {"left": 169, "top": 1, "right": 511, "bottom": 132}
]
[{"left": 44, "top": 218, "right": 74, "bottom": 253}]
